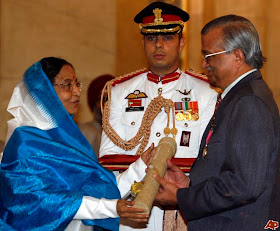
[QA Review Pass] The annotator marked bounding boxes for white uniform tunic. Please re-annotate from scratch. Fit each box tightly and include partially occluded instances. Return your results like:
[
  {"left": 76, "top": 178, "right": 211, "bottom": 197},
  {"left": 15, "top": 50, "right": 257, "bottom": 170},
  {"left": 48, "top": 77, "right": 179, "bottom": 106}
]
[{"left": 100, "top": 70, "right": 217, "bottom": 231}]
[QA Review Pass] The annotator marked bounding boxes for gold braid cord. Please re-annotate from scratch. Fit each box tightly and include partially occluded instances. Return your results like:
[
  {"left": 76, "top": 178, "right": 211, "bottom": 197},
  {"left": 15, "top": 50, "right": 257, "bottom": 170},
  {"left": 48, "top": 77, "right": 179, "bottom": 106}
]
[{"left": 101, "top": 71, "right": 176, "bottom": 156}]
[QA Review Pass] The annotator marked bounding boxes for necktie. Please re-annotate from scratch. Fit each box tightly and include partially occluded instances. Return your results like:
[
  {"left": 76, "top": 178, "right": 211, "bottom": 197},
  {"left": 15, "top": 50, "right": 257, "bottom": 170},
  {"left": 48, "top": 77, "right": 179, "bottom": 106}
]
[
  {"left": 214, "top": 93, "right": 222, "bottom": 114},
  {"left": 202, "top": 93, "right": 222, "bottom": 158}
]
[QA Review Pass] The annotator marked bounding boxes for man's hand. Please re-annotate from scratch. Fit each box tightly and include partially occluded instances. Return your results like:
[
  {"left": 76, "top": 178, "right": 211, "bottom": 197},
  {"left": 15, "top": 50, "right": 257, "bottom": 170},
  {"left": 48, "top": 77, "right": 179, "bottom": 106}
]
[
  {"left": 153, "top": 159, "right": 190, "bottom": 206},
  {"left": 141, "top": 143, "right": 156, "bottom": 166},
  {"left": 164, "top": 159, "right": 190, "bottom": 188},
  {"left": 153, "top": 172, "right": 179, "bottom": 205},
  {"left": 116, "top": 199, "right": 149, "bottom": 223}
]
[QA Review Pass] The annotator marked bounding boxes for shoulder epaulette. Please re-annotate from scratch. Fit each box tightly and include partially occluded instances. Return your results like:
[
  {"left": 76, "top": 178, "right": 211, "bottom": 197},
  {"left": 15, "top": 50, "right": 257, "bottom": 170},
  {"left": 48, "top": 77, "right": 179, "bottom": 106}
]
[
  {"left": 112, "top": 68, "right": 147, "bottom": 87},
  {"left": 185, "top": 69, "right": 209, "bottom": 83}
]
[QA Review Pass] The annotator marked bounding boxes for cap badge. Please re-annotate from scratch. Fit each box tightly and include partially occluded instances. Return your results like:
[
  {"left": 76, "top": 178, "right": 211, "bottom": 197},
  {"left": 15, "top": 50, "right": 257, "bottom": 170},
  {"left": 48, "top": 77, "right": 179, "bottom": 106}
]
[{"left": 153, "top": 8, "right": 163, "bottom": 23}]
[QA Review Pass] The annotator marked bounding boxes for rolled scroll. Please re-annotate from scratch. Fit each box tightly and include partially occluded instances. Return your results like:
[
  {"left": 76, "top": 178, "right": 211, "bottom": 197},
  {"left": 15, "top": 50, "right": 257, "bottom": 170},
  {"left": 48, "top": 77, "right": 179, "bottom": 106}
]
[{"left": 132, "top": 137, "right": 177, "bottom": 214}]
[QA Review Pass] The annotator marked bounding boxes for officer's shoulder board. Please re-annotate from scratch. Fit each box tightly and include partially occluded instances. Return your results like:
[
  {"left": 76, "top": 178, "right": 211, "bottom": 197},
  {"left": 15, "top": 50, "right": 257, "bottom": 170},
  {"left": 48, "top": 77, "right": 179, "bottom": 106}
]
[
  {"left": 112, "top": 68, "right": 147, "bottom": 87},
  {"left": 185, "top": 69, "right": 209, "bottom": 83}
]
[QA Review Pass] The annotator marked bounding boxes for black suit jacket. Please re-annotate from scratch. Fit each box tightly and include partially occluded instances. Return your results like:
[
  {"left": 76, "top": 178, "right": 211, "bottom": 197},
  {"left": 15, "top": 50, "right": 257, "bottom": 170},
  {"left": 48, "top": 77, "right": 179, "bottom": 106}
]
[{"left": 177, "top": 70, "right": 280, "bottom": 231}]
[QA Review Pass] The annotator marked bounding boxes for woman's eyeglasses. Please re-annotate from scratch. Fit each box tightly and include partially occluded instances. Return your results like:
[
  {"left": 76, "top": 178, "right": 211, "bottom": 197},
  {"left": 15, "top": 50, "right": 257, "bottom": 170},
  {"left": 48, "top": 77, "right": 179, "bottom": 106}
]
[{"left": 53, "top": 81, "right": 82, "bottom": 92}]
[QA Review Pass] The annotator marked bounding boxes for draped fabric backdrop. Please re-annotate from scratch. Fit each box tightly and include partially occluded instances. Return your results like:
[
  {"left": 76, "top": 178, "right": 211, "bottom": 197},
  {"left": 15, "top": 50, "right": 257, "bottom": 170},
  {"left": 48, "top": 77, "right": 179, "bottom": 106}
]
[{"left": 0, "top": 0, "right": 279, "bottom": 142}]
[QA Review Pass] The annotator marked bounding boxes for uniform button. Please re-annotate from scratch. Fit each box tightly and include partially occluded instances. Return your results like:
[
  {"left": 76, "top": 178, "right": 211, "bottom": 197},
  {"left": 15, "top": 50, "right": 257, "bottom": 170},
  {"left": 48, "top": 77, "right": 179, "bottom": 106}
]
[
  {"left": 184, "top": 123, "right": 188, "bottom": 127},
  {"left": 156, "top": 132, "right": 161, "bottom": 137},
  {"left": 158, "top": 88, "right": 163, "bottom": 94},
  {"left": 131, "top": 121, "right": 135, "bottom": 126}
]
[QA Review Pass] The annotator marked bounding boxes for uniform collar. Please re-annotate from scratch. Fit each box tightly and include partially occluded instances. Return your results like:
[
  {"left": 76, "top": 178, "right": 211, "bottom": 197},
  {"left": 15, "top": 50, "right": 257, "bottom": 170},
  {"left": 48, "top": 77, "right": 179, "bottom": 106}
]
[{"left": 147, "top": 69, "right": 181, "bottom": 84}]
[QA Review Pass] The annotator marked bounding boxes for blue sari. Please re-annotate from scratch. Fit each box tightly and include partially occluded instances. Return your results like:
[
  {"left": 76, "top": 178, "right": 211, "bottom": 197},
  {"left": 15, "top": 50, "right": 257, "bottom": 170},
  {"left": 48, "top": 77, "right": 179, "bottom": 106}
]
[{"left": 0, "top": 61, "right": 120, "bottom": 230}]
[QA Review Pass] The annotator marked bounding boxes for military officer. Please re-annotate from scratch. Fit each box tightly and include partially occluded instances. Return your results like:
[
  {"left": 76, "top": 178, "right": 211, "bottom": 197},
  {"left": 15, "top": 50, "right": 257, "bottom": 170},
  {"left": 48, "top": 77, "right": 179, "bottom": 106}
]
[{"left": 99, "top": 2, "right": 217, "bottom": 231}]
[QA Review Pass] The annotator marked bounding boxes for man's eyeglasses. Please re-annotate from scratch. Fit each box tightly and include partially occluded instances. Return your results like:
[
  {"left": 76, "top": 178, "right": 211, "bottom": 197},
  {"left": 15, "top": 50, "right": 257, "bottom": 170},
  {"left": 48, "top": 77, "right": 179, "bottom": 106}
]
[
  {"left": 53, "top": 81, "right": 82, "bottom": 92},
  {"left": 202, "top": 50, "right": 230, "bottom": 61}
]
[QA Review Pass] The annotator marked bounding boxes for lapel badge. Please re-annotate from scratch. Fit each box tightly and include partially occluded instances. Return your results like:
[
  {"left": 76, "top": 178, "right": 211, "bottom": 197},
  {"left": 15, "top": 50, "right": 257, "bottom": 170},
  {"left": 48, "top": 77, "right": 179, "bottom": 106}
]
[
  {"left": 177, "top": 89, "right": 191, "bottom": 101},
  {"left": 125, "top": 90, "right": 147, "bottom": 112},
  {"left": 176, "top": 89, "right": 191, "bottom": 95},
  {"left": 182, "top": 97, "right": 191, "bottom": 102},
  {"left": 180, "top": 131, "right": 191, "bottom": 147}
]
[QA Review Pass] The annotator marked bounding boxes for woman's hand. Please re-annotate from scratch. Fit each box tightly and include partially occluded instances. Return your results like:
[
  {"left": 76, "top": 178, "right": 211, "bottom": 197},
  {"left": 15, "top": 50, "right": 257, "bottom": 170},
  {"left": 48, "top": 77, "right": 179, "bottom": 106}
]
[
  {"left": 141, "top": 143, "right": 156, "bottom": 166},
  {"left": 116, "top": 199, "right": 149, "bottom": 223}
]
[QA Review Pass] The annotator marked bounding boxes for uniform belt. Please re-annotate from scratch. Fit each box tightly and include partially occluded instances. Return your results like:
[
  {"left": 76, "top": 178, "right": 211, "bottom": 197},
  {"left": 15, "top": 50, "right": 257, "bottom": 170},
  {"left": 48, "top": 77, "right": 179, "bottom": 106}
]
[{"left": 99, "top": 154, "right": 195, "bottom": 172}]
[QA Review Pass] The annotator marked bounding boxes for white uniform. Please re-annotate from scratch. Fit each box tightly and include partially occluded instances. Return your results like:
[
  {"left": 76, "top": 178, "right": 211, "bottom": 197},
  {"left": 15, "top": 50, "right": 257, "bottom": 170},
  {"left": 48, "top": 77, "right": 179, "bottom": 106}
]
[{"left": 100, "top": 70, "right": 217, "bottom": 231}]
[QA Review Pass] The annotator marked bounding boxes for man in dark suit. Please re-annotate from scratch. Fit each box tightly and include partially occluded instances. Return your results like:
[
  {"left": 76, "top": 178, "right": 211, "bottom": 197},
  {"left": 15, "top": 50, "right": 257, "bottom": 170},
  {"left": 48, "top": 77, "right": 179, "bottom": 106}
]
[{"left": 154, "top": 15, "right": 280, "bottom": 230}]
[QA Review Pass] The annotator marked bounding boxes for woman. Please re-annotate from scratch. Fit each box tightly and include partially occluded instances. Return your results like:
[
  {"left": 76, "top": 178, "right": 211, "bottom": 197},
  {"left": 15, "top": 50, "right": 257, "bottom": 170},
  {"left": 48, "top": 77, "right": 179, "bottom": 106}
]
[{"left": 0, "top": 57, "right": 151, "bottom": 231}]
